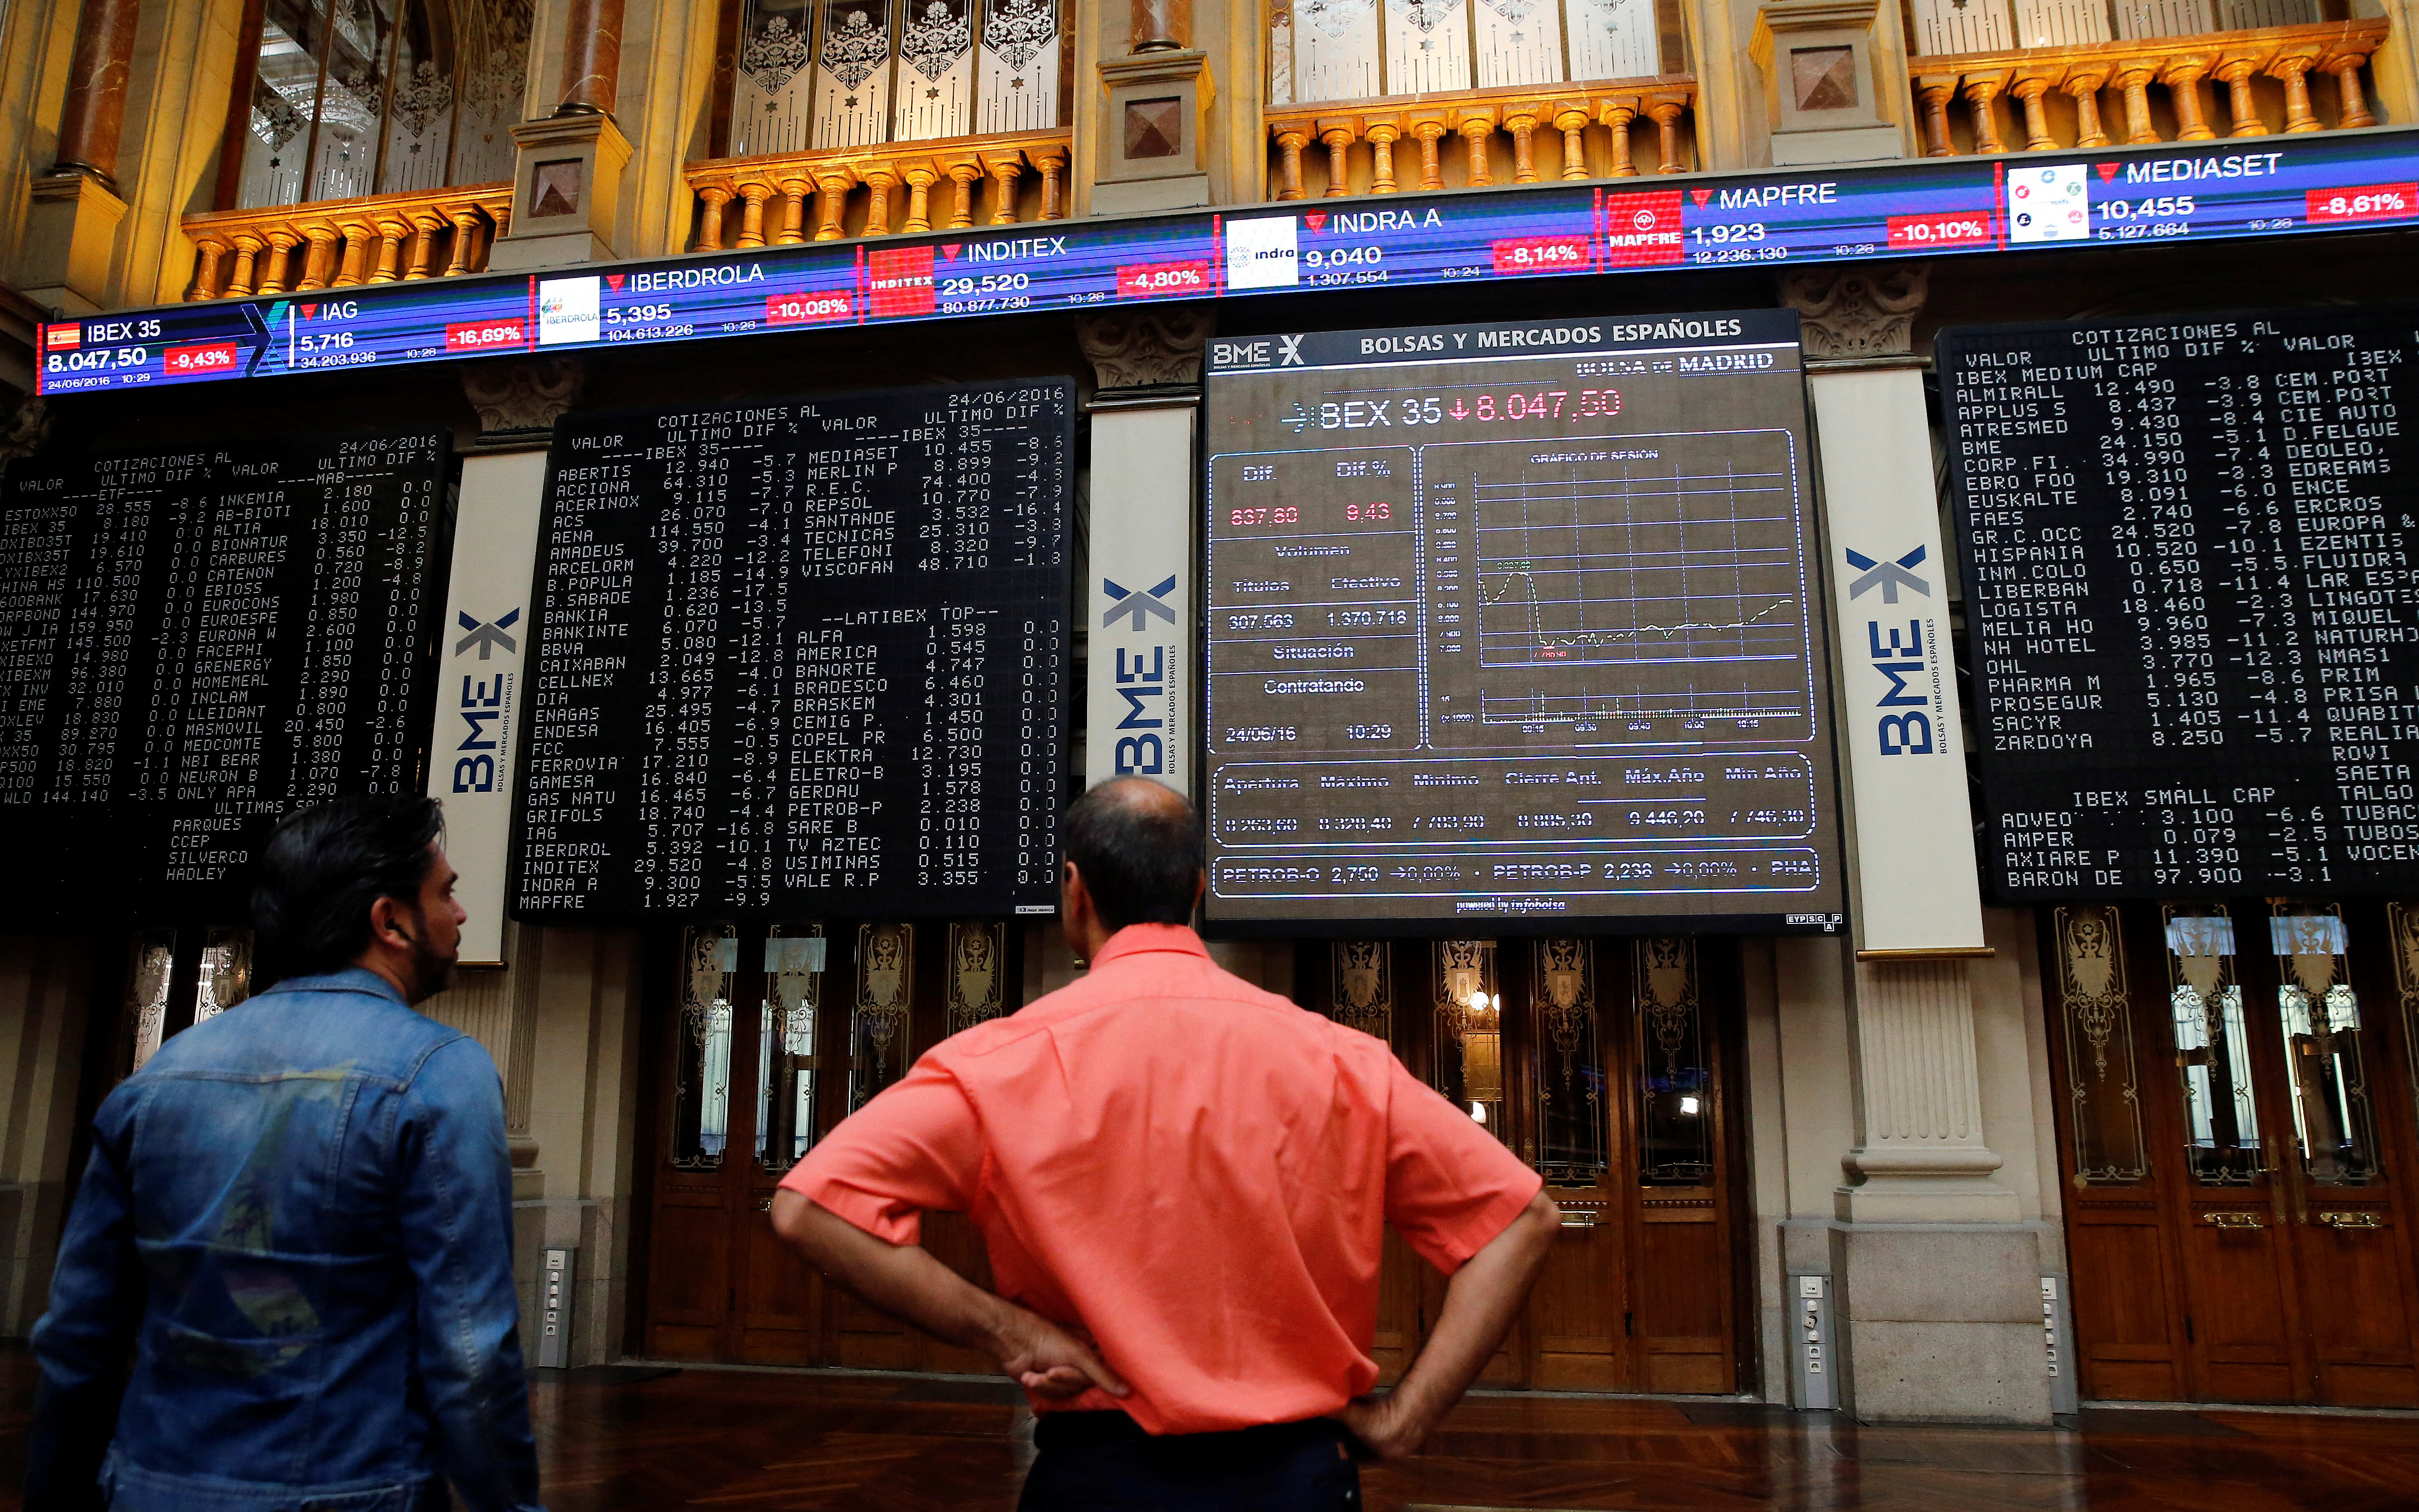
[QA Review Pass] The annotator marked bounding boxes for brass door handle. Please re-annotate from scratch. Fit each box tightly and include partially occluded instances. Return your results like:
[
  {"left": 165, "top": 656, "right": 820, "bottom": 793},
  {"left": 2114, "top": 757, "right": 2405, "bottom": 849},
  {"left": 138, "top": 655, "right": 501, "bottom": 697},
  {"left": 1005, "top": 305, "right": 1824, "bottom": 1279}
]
[
  {"left": 756, "top": 1195, "right": 774, "bottom": 1213},
  {"left": 1559, "top": 1208, "right": 1600, "bottom": 1229},
  {"left": 2204, "top": 1211, "right": 2267, "bottom": 1230},
  {"left": 2316, "top": 1210, "right": 2384, "bottom": 1231}
]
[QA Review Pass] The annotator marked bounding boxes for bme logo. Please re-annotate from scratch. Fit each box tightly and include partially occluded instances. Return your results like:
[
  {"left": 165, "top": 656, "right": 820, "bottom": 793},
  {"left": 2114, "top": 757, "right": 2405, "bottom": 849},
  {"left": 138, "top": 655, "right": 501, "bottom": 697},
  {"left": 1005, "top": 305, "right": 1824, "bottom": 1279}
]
[
  {"left": 450, "top": 606, "right": 521, "bottom": 791},
  {"left": 1847, "top": 545, "right": 1938, "bottom": 756},
  {"left": 1868, "top": 619, "right": 1933, "bottom": 755},
  {"left": 1113, "top": 648, "right": 1166, "bottom": 774}
]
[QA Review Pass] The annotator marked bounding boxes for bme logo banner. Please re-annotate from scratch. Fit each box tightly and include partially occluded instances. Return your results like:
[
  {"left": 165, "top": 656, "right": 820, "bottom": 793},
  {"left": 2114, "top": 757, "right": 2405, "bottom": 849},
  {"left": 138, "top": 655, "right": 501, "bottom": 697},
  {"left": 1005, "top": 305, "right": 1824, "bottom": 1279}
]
[
  {"left": 1085, "top": 411, "right": 1195, "bottom": 793},
  {"left": 1809, "top": 364, "right": 1983, "bottom": 953},
  {"left": 423, "top": 452, "right": 548, "bottom": 965}
]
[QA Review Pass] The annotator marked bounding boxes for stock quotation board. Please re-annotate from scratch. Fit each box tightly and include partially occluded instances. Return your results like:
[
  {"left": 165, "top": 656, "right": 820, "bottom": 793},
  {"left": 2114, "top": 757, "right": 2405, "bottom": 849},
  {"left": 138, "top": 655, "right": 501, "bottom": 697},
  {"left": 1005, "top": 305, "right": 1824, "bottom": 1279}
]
[
  {"left": 1945, "top": 308, "right": 2419, "bottom": 900},
  {"left": 0, "top": 432, "right": 449, "bottom": 917},
  {"left": 37, "top": 130, "right": 2419, "bottom": 396},
  {"left": 1203, "top": 312, "right": 1845, "bottom": 932},
  {"left": 509, "top": 382, "right": 1071, "bottom": 921}
]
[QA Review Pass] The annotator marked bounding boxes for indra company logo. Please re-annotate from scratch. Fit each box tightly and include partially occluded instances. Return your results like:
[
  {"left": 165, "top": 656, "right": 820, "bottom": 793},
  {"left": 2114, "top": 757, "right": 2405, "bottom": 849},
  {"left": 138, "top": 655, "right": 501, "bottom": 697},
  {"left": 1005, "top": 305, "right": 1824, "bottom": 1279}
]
[{"left": 1227, "top": 216, "right": 1300, "bottom": 290}]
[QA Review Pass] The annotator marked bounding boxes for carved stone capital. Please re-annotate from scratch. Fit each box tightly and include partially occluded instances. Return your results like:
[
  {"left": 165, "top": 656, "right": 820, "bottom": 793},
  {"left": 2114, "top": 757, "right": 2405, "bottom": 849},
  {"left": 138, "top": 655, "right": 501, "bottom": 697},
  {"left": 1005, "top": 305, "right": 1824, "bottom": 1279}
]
[
  {"left": 1076, "top": 308, "right": 1209, "bottom": 393},
  {"left": 461, "top": 356, "right": 586, "bottom": 439},
  {"left": 1778, "top": 264, "right": 1928, "bottom": 362},
  {"left": 0, "top": 397, "right": 53, "bottom": 465}
]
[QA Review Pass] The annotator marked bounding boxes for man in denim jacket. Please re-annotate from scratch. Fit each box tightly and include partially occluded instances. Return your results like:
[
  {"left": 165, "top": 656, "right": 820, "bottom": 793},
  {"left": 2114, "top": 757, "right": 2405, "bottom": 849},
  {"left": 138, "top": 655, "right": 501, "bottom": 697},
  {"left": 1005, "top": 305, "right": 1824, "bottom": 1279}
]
[{"left": 26, "top": 795, "right": 543, "bottom": 1512}]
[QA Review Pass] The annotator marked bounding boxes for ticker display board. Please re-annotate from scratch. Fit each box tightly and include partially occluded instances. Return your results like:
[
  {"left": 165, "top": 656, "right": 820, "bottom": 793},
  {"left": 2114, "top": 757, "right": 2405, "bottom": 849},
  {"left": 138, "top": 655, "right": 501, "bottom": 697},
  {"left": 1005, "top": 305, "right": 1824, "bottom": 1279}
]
[
  {"left": 509, "top": 382, "right": 1071, "bottom": 921},
  {"left": 39, "top": 130, "right": 2419, "bottom": 396},
  {"left": 1944, "top": 308, "right": 2419, "bottom": 899},
  {"left": 0, "top": 432, "right": 450, "bottom": 916},
  {"left": 1203, "top": 312, "right": 1845, "bottom": 932}
]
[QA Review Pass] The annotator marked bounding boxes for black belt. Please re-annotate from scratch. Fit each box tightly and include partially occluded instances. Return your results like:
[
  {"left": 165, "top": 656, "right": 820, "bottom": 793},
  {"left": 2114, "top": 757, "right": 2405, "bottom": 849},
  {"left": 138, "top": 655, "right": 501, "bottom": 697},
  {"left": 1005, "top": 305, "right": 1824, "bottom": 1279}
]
[{"left": 1034, "top": 1410, "right": 1346, "bottom": 1461}]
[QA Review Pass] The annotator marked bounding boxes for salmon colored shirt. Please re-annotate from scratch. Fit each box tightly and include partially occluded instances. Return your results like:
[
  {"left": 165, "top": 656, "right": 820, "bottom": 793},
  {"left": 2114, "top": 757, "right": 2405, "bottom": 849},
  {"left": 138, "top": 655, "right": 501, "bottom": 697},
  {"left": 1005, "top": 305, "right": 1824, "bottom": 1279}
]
[{"left": 780, "top": 923, "right": 1542, "bottom": 1435}]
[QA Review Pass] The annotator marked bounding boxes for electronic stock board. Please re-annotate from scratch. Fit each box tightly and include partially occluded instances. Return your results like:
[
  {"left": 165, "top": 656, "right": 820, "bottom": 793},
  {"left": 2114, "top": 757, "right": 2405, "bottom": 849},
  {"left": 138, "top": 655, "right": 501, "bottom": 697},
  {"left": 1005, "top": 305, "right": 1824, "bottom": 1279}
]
[
  {"left": 0, "top": 432, "right": 449, "bottom": 916},
  {"left": 509, "top": 382, "right": 1071, "bottom": 921},
  {"left": 1946, "top": 307, "right": 2419, "bottom": 900},
  {"left": 1203, "top": 311, "right": 1845, "bottom": 932},
  {"left": 38, "top": 130, "right": 2419, "bottom": 397}
]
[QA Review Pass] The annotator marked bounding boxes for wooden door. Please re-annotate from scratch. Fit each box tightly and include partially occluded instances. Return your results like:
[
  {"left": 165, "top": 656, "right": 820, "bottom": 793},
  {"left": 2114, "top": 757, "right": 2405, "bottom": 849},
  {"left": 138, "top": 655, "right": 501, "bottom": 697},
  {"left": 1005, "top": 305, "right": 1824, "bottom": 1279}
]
[
  {"left": 641, "top": 921, "right": 776, "bottom": 1362},
  {"left": 1620, "top": 938, "right": 1743, "bottom": 1394},
  {"left": 1520, "top": 938, "right": 1629, "bottom": 1391},
  {"left": 639, "top": 918, "right": 1015, "bottom": 1368},
  {"left": 2047, "top": 899, "right": 2419, "bottom": 1407},
  {"left": 733, "top": 923, "right": 838, "bottom": 1364},
  {"left": 1305, "top": 935, "right": 1747, "bottom": 1394},
  {"left": 2267, "top": 900, "right": 2419, "bottom": 1406}
]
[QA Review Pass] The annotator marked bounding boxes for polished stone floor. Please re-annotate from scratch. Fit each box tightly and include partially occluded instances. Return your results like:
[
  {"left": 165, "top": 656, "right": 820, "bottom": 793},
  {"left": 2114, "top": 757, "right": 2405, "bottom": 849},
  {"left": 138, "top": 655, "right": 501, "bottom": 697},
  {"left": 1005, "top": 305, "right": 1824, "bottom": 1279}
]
[{"left": 4, "top": 1353, "right": 2417, "bottom": 1509}]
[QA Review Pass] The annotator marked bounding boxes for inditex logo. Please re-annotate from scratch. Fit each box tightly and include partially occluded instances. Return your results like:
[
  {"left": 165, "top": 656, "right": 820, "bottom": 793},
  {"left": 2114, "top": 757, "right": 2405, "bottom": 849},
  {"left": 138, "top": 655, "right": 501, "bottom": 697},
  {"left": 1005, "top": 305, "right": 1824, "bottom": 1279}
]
[
  {"left": 868, "top": 246, "right": 936, "bottom": 317},
  {"left": 1226, "top": 216, "right": 1298, "bottom": 291}
]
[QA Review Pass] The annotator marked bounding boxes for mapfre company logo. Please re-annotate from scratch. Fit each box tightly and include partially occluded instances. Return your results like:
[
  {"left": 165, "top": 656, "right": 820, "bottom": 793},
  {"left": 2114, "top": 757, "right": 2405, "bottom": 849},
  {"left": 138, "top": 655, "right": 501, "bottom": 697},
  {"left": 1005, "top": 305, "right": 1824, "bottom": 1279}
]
[{"left": 1604, "top": 190, "right": 1683, "bottom": 269}]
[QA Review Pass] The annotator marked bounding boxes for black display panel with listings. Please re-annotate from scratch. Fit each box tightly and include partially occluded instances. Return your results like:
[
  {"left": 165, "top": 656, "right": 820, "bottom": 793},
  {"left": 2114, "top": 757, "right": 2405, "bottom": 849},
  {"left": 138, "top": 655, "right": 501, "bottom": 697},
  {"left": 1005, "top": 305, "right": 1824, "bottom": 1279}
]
[
  {"left": 0, "top": 432, "right": 450, "bottom": 918},
  {"left": 1943, "top": 309, "right": 2419, "bottom": 900},
  {"left": 509, "top": 382, "right": 1071, "bottom": 922},
  {"left": 1203, "top": 312, "right": 1846, "bottom": 933}
]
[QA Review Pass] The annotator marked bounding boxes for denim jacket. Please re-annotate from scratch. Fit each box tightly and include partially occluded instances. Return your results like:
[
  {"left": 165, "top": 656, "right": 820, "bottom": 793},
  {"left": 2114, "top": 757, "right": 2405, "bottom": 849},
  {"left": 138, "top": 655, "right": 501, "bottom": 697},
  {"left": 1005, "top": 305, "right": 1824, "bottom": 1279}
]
[{"left": 26, "top": 968, "right": 544, "bottom": 1512}]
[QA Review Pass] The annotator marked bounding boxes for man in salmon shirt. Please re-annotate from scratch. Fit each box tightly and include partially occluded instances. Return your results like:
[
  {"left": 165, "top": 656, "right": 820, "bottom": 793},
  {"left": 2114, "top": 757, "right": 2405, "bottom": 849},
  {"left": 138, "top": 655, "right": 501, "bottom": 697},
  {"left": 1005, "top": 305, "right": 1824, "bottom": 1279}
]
[{"left": 771, "top": 776, "right": 1559, "bottom": 1510}]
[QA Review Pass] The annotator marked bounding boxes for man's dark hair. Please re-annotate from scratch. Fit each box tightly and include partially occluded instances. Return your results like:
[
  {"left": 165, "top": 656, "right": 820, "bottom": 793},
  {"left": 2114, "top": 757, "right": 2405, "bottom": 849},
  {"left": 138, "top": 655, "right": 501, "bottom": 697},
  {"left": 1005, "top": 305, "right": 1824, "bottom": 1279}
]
[
  {"left": 1060, "top": 779, "right": 1203, "bottom": 932},
  {"left": 252, "top": 795, "right": 445, "bottom": 982}
]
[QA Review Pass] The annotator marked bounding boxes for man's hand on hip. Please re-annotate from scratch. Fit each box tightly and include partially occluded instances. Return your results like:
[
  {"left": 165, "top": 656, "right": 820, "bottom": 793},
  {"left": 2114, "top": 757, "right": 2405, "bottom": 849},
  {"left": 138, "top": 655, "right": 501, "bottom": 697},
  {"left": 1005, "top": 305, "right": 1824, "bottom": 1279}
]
[
  {"left": 770, "top": 1190, "right": 1128, "bottom": 1402},
  {"left": 992, "top": 1307, "right": 1130, "bottom": 1400},
  {"left": 1337, "top": 1189, "right": 1561, "bottom": 1460},
  {"left": 1335, "top": 1393, "right": 1422, "bottom": 1460}
]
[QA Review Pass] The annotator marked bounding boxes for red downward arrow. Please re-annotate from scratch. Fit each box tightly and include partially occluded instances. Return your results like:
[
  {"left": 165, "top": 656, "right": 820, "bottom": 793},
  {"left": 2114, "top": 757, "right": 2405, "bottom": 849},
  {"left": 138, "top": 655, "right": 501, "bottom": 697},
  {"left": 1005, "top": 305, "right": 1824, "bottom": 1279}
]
[
  {"left": 606, "top": 273, "right": 626, "bottom": 291},
  {"left": 2095, "top": 162, "right": 2120, "bottom": 182},
  {"left": 942, "top": 244, "right": 960, "bottom": 260},
  {"left": 1690, "top": 188, "right": 1711, "bottom": 207},
  {"left": 299, "top": 303, "right": 317, "bottom": 319},
  {"left": 1304, "top": 211, "right": 1327, "bottom": 231}
]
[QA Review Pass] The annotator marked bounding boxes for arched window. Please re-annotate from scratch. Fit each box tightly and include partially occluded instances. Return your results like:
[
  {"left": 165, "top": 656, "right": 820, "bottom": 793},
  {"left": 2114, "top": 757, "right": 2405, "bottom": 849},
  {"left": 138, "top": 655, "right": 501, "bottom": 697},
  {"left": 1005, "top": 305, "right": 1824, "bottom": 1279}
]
[
  {"left": 223, "top": 0, "right": 534, "bottom": 210},
  {"left": 724, "top": 0, "right": 1067, "bottom": 157}
]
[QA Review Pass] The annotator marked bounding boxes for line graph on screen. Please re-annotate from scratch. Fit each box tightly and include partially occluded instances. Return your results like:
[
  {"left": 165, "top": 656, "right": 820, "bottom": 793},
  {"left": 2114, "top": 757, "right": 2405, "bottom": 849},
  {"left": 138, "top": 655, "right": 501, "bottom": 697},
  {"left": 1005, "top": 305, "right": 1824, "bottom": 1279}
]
[{"left": 1452, "top": 433, "right": 1810, "bottom": 727}]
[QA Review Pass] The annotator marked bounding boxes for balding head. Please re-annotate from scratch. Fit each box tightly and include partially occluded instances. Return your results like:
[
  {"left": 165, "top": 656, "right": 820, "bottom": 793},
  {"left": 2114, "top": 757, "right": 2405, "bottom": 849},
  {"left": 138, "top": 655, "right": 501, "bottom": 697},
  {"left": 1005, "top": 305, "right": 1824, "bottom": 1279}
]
[{"left": 1059, "top": 778, "right": 1203, "bottom": 932}]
